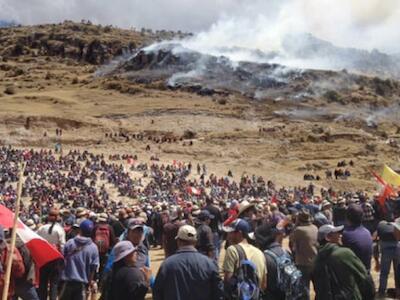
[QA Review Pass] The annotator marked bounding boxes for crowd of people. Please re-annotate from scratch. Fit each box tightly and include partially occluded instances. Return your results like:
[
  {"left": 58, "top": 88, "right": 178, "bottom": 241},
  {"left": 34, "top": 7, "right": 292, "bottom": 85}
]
[{"left": 0, "top": 145, "right": 400, "bottom": 300}]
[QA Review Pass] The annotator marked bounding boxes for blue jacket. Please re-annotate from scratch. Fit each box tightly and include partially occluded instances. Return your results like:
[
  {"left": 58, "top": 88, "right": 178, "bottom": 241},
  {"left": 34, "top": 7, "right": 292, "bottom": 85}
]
[{"left": 153, "top": 246, "right": 223, "bottom": 300}]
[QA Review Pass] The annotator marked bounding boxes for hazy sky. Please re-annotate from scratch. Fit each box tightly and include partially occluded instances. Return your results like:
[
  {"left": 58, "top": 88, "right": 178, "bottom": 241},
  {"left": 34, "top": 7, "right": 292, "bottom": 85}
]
[{"left": 1, "top": 0, "right": 399, "bottom": 53}]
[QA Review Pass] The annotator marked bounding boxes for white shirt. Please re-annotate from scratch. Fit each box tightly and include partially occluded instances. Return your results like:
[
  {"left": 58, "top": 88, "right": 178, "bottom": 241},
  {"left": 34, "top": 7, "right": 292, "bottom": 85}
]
[{"left": 37, "top": 222, "right": 66, "bottom": 251}]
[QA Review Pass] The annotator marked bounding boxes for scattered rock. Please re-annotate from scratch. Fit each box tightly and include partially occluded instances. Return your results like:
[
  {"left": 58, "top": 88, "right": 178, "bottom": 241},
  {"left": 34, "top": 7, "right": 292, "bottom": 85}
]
[{"left": 4, "top": 85, "right": 16, "bottom": 95}]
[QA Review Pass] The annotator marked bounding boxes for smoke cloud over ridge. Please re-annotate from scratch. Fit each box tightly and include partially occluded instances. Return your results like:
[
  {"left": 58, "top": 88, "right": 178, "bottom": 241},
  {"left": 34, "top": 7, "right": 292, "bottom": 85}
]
[{"left": 2, "top": 0, "right": 400, "bottom": 70}]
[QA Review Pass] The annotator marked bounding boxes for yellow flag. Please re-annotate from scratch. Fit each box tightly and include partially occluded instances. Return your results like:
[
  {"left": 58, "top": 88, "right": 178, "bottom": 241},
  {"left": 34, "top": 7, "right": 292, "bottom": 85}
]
[{"left": 382, "top": 164, "right": 400, "bottom": 187}]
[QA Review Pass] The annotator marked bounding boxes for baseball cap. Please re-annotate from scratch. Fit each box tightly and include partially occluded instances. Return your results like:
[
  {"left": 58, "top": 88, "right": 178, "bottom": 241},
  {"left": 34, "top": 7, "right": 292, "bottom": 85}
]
[
  {"left": 222, "top": 218, "right": 251, "bottom": 235},
  {"left": 79, "top": 219, "right": 94, "bottom": 235},
  {"left": 175, "top": 225, "right": 197, "bottom": 241},
  {"left": 114, "top": 241, "right": 136, "bottom": 262},
  {"left": 318, "top": 224, "right": 344, "bottom": 242},
  {"left": 197, "top": 210, "right": 215, "bottom": 221}
]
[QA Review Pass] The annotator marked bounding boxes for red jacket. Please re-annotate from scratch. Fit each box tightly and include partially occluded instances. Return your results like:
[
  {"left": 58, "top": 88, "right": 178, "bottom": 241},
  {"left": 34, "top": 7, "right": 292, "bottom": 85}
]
[{"left": 0, "top": 245, "right": 25, "bottom": 299}]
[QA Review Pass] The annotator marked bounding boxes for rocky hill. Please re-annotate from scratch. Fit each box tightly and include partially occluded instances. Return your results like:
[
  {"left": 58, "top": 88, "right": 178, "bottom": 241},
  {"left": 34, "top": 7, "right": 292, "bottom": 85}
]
[
  {"left": 0, "top": 20, "right": 187, "bottom": 65},
  {"left": 0, "top": 21, "right": 399, "bottom": 190}
]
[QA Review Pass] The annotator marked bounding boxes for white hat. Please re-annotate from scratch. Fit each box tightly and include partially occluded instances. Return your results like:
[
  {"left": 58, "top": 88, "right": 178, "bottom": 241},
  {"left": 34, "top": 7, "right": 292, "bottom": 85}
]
[
  {"left": 114, "top": 241, "right": 136, "bottom": 262},
  {"left": 98, "top": 213, "right": 108, "bottom": 223},
  {"left": 175, "top": 225, "right": 197, "bottom": 241}
]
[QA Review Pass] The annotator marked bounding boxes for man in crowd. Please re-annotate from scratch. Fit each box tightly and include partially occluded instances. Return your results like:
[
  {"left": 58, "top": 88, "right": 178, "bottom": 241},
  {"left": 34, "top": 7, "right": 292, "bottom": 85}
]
[
  {"left": 289, "top": 209, "right": 318, "bottom": 299},
  {"left": 108, "top": 241, "right": 151, "bottom": 300},
  {"left": 153, "top": 225, "right": 223, "bottom": 300},
  {"left": 313, "top": 224, "right": 375, "bottom": 300},
  {"left": 60, "top": 220, "right": 99, "bottom": 300},
  {"left": 204, "top": 197, "right": 223, "bottom": 260},
  {"left": 342, "top": 204, "right": 373, "bottom": 271},
  {"left": 223, "top": 218, "right": 267, "bottom": 292},
  {"left": 195, "top": 210, "right": 215, "bottom": 258},
  {"left": 0, "top": 225, "right": 25, "bottom": 299},
  {"left": 37, "top": 208, "right": 66, "bottom": 300}
]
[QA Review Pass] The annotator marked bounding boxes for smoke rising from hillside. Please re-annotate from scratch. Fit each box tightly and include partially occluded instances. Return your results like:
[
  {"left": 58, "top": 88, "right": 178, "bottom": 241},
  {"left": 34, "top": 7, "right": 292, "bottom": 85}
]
[{"left": 1, "top": 0, "right": 400, "bottom": 65}]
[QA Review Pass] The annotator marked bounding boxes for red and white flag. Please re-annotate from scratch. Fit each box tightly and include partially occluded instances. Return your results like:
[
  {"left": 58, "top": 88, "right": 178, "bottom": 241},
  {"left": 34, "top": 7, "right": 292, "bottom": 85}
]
[
  {"left": 187, "top": 186, "right": 201, "bottom": 196},
  {"left": 0, "top": 205, "right": 63, "bottom": 268}
]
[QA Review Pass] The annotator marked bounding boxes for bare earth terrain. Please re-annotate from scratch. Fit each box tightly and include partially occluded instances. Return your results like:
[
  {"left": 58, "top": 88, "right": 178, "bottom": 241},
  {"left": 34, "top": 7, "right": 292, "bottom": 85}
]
[{"left": 1, "top": 21, "right": 399, "bottom": 299}]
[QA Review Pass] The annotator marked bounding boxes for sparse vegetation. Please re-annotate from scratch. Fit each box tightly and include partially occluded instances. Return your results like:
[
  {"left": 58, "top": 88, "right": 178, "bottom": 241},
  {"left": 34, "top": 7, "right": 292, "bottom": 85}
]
[{"left": 324, "top": 90, "right": 343, "bottom": 103}]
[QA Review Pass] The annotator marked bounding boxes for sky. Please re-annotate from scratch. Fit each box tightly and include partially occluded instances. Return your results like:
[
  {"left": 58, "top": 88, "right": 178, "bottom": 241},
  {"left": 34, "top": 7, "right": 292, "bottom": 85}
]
[{"left": 1, "top": 0, "right": 399, "bottom": 53}]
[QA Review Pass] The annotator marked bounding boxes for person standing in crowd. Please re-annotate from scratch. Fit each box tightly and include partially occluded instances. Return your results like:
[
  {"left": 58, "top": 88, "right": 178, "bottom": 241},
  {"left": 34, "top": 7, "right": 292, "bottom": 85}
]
[
  {"left": 342, "top": 204, "right": 373, "bottom": 271},
  {"left": 321, "top": 200, "right": 333, "bottom": 223},
  {"left": 108, "top": 241, "right": 151, "bottom": 300},
  {"left": 333, "top": 197, "right": 347, "bottom": 226},
  {"left": 289, "top": 209, "right": 318, "bottom": 299},
  {"left": 252, "top": 224, "right": 286, "bottom": 300},
  {"left": 126, "top": 218, "right": 149, "bottom": 268},
  {"left": 223, "top": 219, "right": 266, "bottom": 292},
  {"left": 313, "top": 224, "right": 375, "bottom": 300},
  {"left": 92, "top": 213, "right": 116, "bottom": 277},
  {"left": 195, "top": 210, "right": 215, "bottom": 258},
  {"left": 0, "top": 225, "right": 25, "bottom": 300},
  {"left": 59, "top": 220, "right": 99, "bottom": 300},
  {"left": 153, "top": 225, "right": 223, "bottom": 300},
  {"left": 374, "top": 218, "right": 399, "bottom": 297},
  {"left": 360, "top": 196, "right": 376, "bottom": 234},
  {"left": 14, "top": 236, "right": 40, "bottom": 300},
  {"left": 111, "top": 209, "right": 128, "bottom": 238},
  {"left": 162, "top": 210, "right": 184, "bottom": 258},
  {"left": 204, "top": 197, "right": 223, "bottom": 260},
  {"left": 37, "top": 208, "right": 65, "bottom": 300}
]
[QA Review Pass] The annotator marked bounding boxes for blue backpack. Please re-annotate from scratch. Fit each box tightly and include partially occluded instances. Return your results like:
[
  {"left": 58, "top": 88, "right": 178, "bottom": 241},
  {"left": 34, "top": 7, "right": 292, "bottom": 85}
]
[
  {"left": 264, "top": 249, "right": 306, "bottom": 300},
  {"left": 227, "top": 244, "right": 261, "bottom": 300}
]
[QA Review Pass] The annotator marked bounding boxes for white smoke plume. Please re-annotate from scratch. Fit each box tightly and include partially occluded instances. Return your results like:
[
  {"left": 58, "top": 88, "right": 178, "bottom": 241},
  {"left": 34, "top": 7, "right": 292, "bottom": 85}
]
[{"left": 2, "top": 0, "right": 400, "bottom": 69}]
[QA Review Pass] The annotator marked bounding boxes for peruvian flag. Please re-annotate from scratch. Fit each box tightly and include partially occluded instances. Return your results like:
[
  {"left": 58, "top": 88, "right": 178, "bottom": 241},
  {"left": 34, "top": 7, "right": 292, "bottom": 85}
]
[
  {"left": 0, "top": 205, "right": 63, "bottom": 268},
  {"left": 187, "top": 186, "right": 201, "bottom": 195}
]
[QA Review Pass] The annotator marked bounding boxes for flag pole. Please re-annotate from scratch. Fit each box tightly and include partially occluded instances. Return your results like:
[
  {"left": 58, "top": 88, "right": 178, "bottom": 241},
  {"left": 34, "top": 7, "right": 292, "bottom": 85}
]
[{"left": 2, "top": 163, "right": 25, "bottom": 300}]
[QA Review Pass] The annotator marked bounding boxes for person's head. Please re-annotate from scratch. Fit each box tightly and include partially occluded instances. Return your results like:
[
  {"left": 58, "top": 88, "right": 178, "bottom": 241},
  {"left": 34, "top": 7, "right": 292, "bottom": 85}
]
[
  {"left": 238, "top": 201, "right": 256, "bottom": 219},
  {"left": 175, "top": 225, "right": 197, "bottom": 248},
  {"left": 113, "top": 241, "right": 137, "bottom": 267},
  {"left": 197, "top": 210, "right": 214, "bottom": 225},
  {"left": 251, "top": 224, "right": 278, "bottom": 251},
  {"left": 79, "top": 219, "right": 94, "bottom": 237},
  {"left": 127, "top": 218, "right": 144, "bottom": 246},
  {"left": 48, "top": 208, "right": 59, "bottom": 223},
  {"left": 118, "top": 209, "right": 128, "bottom": 221},
  {"left": 223, "top": 218, "right": 251, "bottom": 245},
  {"left": 97, "top": 213, "right": 108, "bottom": 223},
  {"left": 297, "top": 209, "right": 311, "bottom": 225},
  {"left": 318, "top": 224, "right": 344, "bottom": 245},
  {"left": 346, "top": 204, "right": 363, "bottom": 227}
]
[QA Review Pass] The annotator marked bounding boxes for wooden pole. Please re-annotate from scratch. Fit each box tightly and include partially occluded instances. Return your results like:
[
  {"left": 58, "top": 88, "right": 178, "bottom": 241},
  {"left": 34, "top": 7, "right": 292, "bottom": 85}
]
[{"left": 2, "top": 163, "right": 25, "bottom": 300}]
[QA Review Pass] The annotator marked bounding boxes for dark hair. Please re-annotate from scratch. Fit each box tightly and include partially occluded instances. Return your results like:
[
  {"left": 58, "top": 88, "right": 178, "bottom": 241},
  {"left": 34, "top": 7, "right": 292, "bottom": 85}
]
[
  {"left": 346, "top": 204, "right": 363, "bottom": 226},
  {"left": 48, "top": 221, "right": 56, "bottom": 235}
]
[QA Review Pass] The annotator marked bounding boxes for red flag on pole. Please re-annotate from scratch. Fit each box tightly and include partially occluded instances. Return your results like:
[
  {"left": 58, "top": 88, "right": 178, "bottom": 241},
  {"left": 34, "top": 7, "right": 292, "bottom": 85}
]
[
  {"left": 370, "top": 169, "right": 395, "bottom": 210},
  {"left": 0, "top": 205, "right": 63, "bottom": 268}
]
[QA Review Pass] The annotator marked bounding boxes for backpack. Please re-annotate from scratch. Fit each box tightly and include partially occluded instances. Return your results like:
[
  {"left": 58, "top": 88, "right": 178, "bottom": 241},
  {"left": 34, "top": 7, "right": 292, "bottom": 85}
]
[
  {"left": 264, "top": 249, "right": 306, "bottom": 300},
  {"left": 226, "top": 244, "right": 260, "bottom": 300},
  {"left": 94, "top": 224, "right": 111, "bottom": 255}
]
